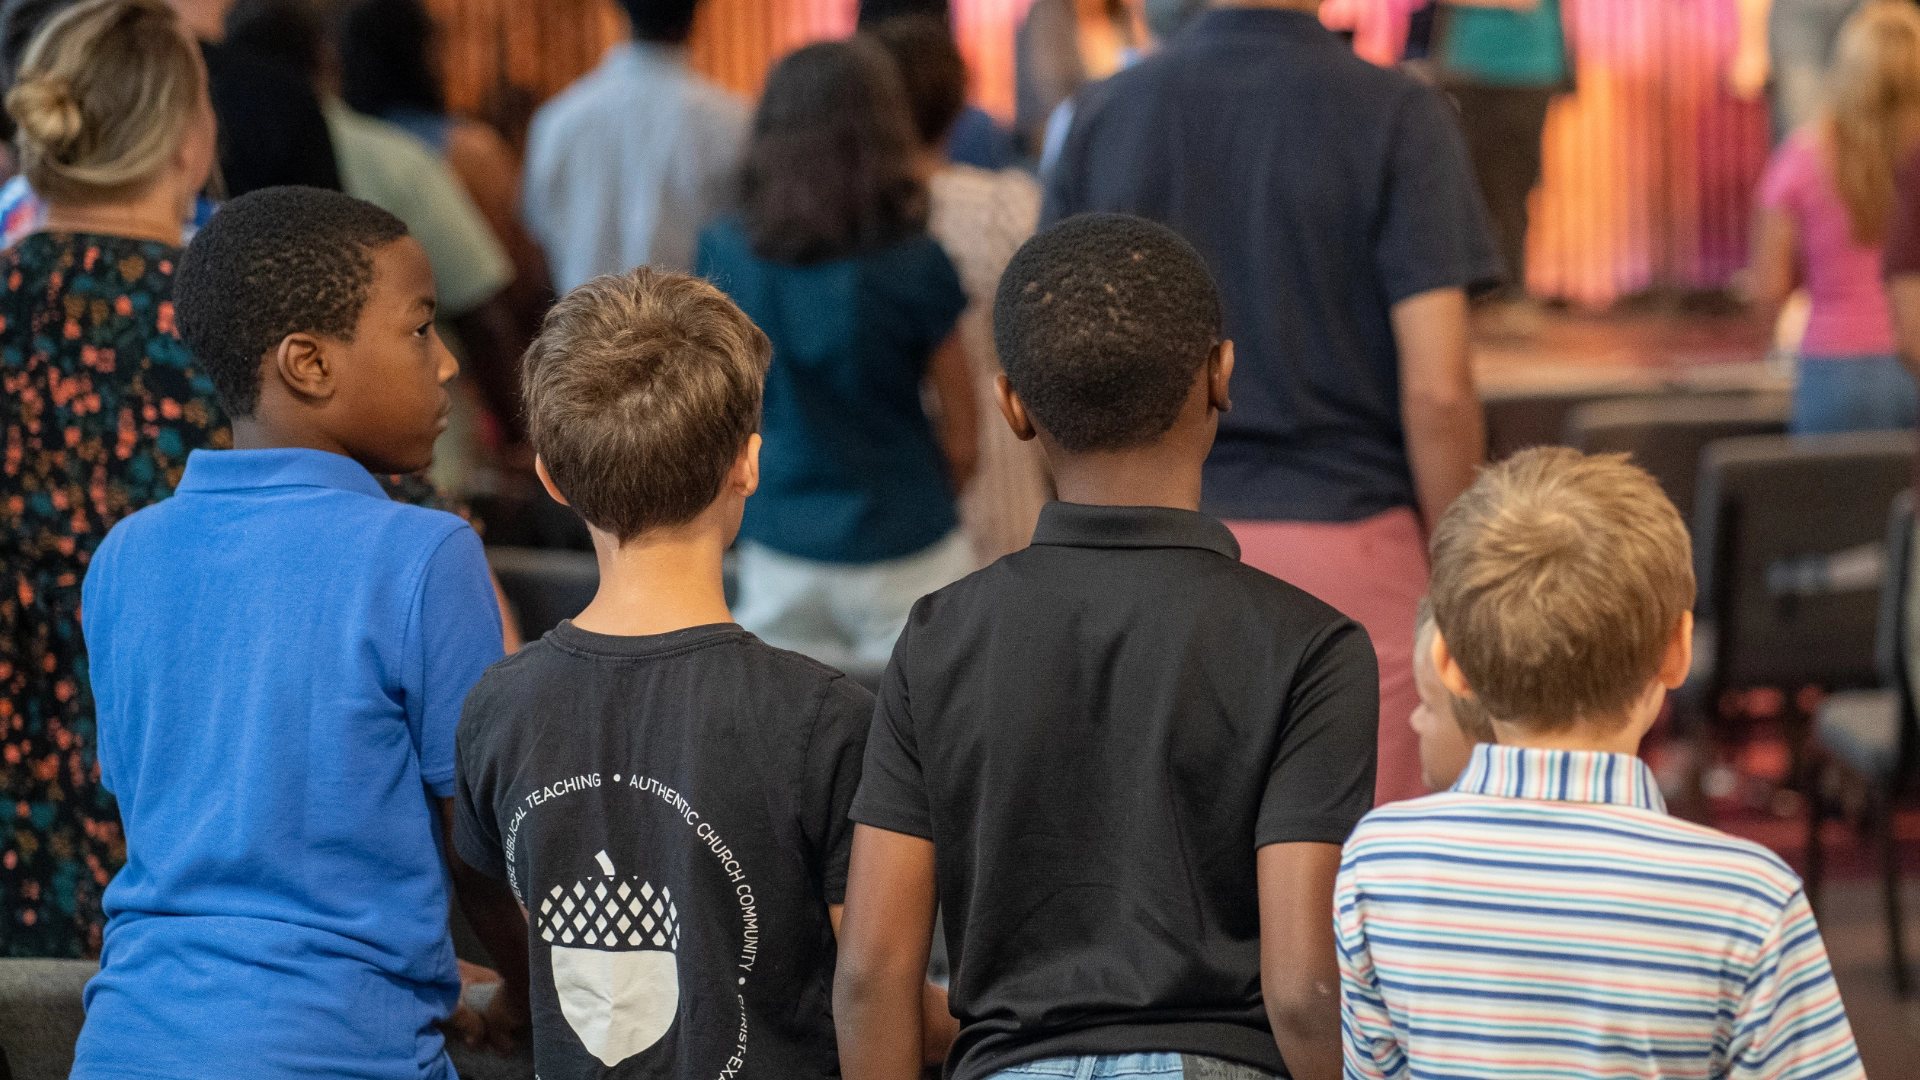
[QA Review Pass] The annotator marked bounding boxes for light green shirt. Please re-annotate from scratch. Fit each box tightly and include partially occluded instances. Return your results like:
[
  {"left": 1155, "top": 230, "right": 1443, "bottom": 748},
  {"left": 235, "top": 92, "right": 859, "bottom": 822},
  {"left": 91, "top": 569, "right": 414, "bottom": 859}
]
[
  {"left": 322, "top": 99, "right": 511, "bottom": 317},
  {"left": 1442, "top": 0, "right": 1568, "bottom": 88}
]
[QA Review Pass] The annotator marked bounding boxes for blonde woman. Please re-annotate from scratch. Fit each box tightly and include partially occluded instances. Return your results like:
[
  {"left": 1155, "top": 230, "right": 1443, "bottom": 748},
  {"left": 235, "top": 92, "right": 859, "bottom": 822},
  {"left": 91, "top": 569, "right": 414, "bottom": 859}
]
[
  {"left": 1750, "top": 0, "right": 1920, "bottom": 432},
  {"left": 0, "top": 0, "right": 222, "bottom": 957}
]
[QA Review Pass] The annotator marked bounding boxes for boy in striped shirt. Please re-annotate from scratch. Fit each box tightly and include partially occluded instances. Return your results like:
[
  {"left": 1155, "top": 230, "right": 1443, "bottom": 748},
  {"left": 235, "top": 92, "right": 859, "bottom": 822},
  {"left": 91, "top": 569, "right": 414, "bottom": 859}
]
[{"left": 1336, "top": 447, "right": 1864, "bottom": 1080}]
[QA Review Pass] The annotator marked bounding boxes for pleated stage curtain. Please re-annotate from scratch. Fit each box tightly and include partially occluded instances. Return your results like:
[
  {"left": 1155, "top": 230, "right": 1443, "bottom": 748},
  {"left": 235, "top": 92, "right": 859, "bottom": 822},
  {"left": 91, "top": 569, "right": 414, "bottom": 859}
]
[{"left": 427, "top": 0, "right": 1767, "bottom": 308}]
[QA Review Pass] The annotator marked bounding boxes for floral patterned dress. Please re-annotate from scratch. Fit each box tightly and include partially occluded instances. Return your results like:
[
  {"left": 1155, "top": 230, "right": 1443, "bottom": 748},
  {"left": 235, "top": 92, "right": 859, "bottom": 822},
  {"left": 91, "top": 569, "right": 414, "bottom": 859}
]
[{"left": 0, "top": 232, "right": 227, "bottom": 957}]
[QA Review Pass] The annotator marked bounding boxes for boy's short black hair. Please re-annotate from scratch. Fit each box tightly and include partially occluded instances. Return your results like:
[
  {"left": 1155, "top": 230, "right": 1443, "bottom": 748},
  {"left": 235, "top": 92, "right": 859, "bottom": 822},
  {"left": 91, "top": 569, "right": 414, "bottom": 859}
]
[
  {"left": 619, "top": 0, "right": 700, "bottom": 43},
  {"left": 175, "top": 186, "right": 410, "bottom": 418},
  {"left": 993, "top": 213, "right": 1220, "bottom": 452},
  {"left": 869, "top": 14, "right": 967, "bottom": 147}
]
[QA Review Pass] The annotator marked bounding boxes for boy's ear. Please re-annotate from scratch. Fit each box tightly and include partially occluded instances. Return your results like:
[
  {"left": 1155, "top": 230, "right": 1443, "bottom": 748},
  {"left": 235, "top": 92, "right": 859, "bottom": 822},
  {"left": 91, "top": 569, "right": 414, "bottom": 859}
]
[
  {"left": 271, "top": 332, "right": 335, "bottom": 403},
  {"left": 1659, "top": 610, "right": 1694, "bottom": 690},
  {"left": 1432, "top": 631, "right": 1478, "bottom": 701},
  {"left": 534, "top": 455, "right": 569, "bottom": 507},
  {"left": 995, "top": 374, "right": 1037, "bottom": 442},
  {"left": 1208, "top": 340, "right": 1234, "bottom": 413},
  {"left": 730, "top": 433, "right": 762, "bottom": 499}
]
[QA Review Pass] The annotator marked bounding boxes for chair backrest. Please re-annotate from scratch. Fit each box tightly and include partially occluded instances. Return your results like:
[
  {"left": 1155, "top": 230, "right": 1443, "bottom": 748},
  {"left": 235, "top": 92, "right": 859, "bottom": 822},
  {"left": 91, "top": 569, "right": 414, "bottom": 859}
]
[
  {"left": 1564, "top": 391, "right": 1790, "bottom": 526},
  {"left": 1483, "top": 384, "right": 1654, "bottom": 461},
  {"left": 1695, "top": 431, "right": 1916, "bottom": 694},
  {"left": 486, "top": 546, "right": 599, "bottom": 642},
  {"left": 0, "top": 959, "right": 95, "bottom": 1080}
]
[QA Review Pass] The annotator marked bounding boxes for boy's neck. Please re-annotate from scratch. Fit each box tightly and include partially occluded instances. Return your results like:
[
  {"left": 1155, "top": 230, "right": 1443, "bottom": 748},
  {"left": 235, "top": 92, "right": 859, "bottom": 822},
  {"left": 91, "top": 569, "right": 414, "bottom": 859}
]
[
  {"left": 573, "top": 520, "right": 735, "bottom": 638},
  {"left": 1048, "top": 439, "right": 1207, "bottom": 511},
  {"left": 1488, "top": 703, "right": 1658, "bottom": 757}
]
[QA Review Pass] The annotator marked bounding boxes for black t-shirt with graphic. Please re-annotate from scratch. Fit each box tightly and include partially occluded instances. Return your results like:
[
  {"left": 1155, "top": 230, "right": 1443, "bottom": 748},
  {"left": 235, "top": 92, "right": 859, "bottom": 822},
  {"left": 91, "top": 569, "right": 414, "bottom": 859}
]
[{"left": 453, "top": 622, "right": 872, "bottom": 1080}]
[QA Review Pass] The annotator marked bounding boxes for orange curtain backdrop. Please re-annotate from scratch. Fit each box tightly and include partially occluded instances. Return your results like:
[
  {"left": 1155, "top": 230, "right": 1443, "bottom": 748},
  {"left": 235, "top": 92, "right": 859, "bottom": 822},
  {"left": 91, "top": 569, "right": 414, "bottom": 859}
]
[
  {"left": 426, "top": 0, "right": 1031, "bottom": 123},
  {"left": 1528, "top": 0, "right": 1769, "bottom": 306}
]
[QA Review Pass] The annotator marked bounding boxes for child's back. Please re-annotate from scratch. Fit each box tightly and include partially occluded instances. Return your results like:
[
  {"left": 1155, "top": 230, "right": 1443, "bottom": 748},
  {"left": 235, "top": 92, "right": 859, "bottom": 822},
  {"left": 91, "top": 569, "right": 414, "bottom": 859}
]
[
  {"left": 1337, "top": 447, "right": 1864, "bottom": 1080},
  {"left": 452, "top": 266, "right": 873, "bottom": 1078},
  {"left": 74, "top": 189, "right": 504, "bottom": 1080},
  {"left": 455, "top": 625, "right": 868, "bottom": 1074},
  {"left": 1342, "top": 748, "right": 1855, "bottom": 1079}
]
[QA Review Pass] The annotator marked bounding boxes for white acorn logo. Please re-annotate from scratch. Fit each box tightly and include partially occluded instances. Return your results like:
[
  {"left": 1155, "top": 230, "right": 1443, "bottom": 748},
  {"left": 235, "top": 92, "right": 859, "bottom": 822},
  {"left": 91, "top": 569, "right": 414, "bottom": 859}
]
[{"left": 542, "top": 850, "right": 680, "bottom": 1066}]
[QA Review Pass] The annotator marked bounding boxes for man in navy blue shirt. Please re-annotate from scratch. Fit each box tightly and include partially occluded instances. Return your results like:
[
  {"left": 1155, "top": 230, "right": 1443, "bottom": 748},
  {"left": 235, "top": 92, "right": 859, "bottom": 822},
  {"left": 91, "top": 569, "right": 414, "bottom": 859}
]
[
  {"left": 1044, "top": 0, "right": 1501, "bottom": 804},
  {"left": 74, "top": 188, "right": 527, "bottom": 1080}
]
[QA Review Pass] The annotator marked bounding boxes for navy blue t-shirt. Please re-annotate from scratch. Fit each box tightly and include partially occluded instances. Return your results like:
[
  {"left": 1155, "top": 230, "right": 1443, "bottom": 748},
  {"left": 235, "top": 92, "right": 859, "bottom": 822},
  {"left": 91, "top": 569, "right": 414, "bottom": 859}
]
[
  {"left": 1044, "top": 9, "right": 1501, "bottom": 523},
  {"left": 697, "top": 216, "right": 967, "bottom": 563}
]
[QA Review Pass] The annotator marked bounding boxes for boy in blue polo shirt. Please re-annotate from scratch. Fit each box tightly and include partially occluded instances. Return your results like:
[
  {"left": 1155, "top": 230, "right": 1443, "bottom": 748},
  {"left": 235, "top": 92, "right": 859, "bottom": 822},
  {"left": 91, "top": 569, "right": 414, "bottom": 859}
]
[{"left": 72, "top": 187, "right": 529, "bottom": 1080}]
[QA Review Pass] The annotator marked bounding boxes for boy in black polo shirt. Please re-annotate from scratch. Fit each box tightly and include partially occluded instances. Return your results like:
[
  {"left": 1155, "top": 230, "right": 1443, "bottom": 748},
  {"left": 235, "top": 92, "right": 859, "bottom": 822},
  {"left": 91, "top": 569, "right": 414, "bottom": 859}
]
[
  {"left": 834, "top": 215, "right": 1379, "bottom": 1080},
  {"left": 451, "top": 268, "right": 902, "bottom": 1078}
]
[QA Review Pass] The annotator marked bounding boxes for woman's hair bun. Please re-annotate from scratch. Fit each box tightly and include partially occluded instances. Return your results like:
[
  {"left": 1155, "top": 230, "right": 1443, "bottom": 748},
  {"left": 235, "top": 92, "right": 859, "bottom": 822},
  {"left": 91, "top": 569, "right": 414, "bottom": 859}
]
[{"left": 7, "top": 76, "right": 83, "bottom": 157}]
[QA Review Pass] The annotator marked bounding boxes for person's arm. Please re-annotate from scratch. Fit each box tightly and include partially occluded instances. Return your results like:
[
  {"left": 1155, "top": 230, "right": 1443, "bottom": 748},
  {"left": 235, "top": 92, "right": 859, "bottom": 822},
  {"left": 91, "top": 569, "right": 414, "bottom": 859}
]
[
  {"left": 828, "top": 896, "right": 958, "bottom": 1066},
  {"left": 1332, "top": 846, "right": 1407, "bottom": 1080},
  {"left": 927, "top": 331, "right": 978, "bottom": 493},
  {"left": 438, "top": 795, "right": 532, "bottom": 1052},
  {"left": 1732, "top": 0, "right": 1773, "bottom": 100},
  {"left": 1745, "top": 206, "right": 1799, "bottom": 321},
  {"left": 834, "top": 825, "right": 940, "bottom": 1080},
  {"left": 1257, "top": 843, "right": 1345, "bottom": 1080},
  {"left": 1391, "top": 286, "right": 1483, "bottom": 530}
]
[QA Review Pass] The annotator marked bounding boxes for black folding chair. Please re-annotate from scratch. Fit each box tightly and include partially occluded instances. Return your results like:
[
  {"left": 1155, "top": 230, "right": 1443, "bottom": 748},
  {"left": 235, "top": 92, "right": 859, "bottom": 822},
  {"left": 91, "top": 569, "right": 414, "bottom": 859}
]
[
  {"left": 1812, "top": 489, "right": 1918, "bottom": 995},
  {"left": 0, "top": 958, "right": 94, "bottom": 1080},
  {"left": 1564, "top": 391, "right": 1790, "bottom": 528}
]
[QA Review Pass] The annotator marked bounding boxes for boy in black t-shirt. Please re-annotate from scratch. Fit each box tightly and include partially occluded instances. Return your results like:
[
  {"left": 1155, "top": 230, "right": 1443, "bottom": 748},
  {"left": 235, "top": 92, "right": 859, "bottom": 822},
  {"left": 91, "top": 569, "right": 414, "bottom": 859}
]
[
  {"left": 835, "top": 215, "right": 1380, "bottom": 1080},
  {"left": 451, "top": 268, "right": 908, "bottom": 1079}
]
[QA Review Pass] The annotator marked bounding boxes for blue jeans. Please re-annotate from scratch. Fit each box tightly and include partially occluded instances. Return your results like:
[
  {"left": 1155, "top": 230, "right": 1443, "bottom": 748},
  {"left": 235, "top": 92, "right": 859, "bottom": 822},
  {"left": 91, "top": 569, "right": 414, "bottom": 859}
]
[
  {"left": 1792, "top": 354, "right": 1920, "bottom": 434},
  {"left": 986, "top": 1054, "right": 1275, "bottom": 1080}
]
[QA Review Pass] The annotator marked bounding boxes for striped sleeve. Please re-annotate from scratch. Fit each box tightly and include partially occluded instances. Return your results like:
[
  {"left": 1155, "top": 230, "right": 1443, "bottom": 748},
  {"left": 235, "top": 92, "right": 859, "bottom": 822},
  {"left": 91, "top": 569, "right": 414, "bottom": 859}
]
[
  {"left": 1729, "top": 889, "right": 1866, "bottom": 1080},
  {"left": 1335, "top": 848, "right": 1406, "bottom": 1080}
]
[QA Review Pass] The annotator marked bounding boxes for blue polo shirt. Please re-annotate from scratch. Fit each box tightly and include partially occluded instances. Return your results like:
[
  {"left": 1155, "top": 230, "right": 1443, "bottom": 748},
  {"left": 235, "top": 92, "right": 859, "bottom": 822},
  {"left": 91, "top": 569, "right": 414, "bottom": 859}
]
[
  {"left": 72, "top": 448, "right": 504, "bottom": 1080},
  {"left": 1044, "top": 9, "right": 1501, "bottom": 523}
]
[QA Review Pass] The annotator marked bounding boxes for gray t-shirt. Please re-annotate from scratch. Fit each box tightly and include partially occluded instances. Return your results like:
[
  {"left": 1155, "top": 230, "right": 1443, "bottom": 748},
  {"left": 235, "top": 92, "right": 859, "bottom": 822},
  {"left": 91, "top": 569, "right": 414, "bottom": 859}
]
[{"left": 453, "top": 622, "right": 871, "bottom": 1079}]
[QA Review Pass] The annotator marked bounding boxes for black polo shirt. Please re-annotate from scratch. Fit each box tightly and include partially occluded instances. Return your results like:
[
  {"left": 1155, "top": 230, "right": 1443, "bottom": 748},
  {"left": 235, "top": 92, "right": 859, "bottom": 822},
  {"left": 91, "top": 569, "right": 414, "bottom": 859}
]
[
  {"left": 849, "top": 503, "right": 1378, "bottom": 1080},
  {"left": 1043, "top": 10, "right": 1501, "bottom": 524}
]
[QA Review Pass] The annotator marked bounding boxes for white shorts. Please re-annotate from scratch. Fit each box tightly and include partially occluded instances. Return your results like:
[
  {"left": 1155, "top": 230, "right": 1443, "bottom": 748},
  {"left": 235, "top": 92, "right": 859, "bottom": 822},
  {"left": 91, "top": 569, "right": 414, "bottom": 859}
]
[{"left": 733, "top": 531, "right": 974, "bottom": 683}]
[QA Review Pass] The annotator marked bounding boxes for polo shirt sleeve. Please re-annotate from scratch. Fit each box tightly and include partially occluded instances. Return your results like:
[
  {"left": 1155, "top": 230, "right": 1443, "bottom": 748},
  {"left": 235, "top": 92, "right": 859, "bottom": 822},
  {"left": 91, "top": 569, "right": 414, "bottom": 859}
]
[
  {"left": 1728, "top": 888, "right": 1865, "bottom": 1080},
  {"left": 1887, "top": 145, "right": 1920, "bottom": 279},
  {"left": 797, "top": 675, "right": 876, "bottom": 905},
  {"left": 409, "top": 525, "right": 505, "bottom": 798},
  {"left": 1375, "top": 84, "right": 1505, "bottom": 303},
  {"left": 1256, "top": 618, "right": 1379, "bottom": 847},
  {"left": 1335, "top": 838, "right": 1408, "bottom": 1080},
  {"left": 847, "top": 621, "right": 933, "bottom": 840}
]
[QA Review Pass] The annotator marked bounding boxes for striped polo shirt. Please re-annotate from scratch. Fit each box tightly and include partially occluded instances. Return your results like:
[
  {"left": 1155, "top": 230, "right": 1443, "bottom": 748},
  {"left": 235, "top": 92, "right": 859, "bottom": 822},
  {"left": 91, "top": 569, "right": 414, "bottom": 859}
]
[{"left": 1336, "top": 744, "right": 1863, "bottom": 1080}]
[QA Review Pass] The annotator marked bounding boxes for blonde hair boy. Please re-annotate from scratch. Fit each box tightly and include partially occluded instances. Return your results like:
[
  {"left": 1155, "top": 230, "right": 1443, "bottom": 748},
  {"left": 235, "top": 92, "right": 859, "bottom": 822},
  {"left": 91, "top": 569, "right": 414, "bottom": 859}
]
[{"left": 1335, "top": 447, "right": 1862, "bottom": 1080}]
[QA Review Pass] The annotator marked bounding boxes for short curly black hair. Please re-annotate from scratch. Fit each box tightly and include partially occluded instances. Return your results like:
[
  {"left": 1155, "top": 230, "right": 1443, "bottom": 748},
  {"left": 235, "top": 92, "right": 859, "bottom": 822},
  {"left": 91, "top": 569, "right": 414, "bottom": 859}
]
[
  {"left": 993, "top": 213, "right": 1220, "bottom": 453},
  {"left": 175, "top": 186, "right": 410, "bottom": 418}
]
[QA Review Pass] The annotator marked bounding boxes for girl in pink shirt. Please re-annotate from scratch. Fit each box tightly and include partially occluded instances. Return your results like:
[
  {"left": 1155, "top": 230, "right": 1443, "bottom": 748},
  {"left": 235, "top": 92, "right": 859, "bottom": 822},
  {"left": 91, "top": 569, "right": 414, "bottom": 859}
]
[{"left": 1750, "top": 0, "right": 1920, "bottom": 433}]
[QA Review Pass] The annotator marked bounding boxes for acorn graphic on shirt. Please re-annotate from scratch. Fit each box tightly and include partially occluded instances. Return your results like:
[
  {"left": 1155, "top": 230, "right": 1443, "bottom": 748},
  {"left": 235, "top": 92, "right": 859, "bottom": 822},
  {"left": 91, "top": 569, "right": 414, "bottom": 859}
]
[{"left": 538, "top": 850, "right": 681, "bottom": 1067}]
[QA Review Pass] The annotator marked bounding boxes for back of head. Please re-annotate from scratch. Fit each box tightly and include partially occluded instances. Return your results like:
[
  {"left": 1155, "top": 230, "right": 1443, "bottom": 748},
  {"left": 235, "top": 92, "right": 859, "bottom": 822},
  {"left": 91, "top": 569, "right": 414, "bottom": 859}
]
[
  {"left": 1828, "top": 0, "right": 1920, "bottom": 243},
  {"left": 619, "top": 0, "right": 700, "bottom": 45},
  {"left": 6, "top": 0, "right": 202, "bottom": 205},
  {"left": 523, "top": 268, "right": 771, "bottom": 543},
  {"left": 338, "top": 0, "right": 444, "bottom": 118},
  {"left": 856, "top": 0, "right": 947, "bottom": 29},
  {"left": 741, "top": 38, "right": 926, "bottom": 265},
  {"left": 1428, "top": 447, "right": 1695, "bottom": 730},
  {"left": 0, "top": 0, "right": 76, "bottom": 139},
  {"left": 869, "top": 15, "right": 967, "bottom": 149},
  {"left": 175, "top": 186, "right": 409, "bottom": 418},
  {"left": 223, "top": 0, "right": 323, "bottom": 79},
  {"left": 993, "top": 213, "right": 1220, "bottom": 452}
]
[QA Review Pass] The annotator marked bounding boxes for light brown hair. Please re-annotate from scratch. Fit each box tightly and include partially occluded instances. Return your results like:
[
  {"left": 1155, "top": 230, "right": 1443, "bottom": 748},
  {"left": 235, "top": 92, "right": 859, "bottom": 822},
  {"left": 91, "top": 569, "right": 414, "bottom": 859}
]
[
  {"left": 1828, "top": 0, "right": 1920, "bottom": 244},
  {"left": 1413, "top": 598, "right": 1495, "bottom": 744},
  {"left": 6, "top": 0, "right": 204, "bottom": 205},
  {"left": 1428, "top": 447, "right": 1695, "bottom": 731},
  {"left": 522, "top": 267, "right": 771, "bottom": 543}
]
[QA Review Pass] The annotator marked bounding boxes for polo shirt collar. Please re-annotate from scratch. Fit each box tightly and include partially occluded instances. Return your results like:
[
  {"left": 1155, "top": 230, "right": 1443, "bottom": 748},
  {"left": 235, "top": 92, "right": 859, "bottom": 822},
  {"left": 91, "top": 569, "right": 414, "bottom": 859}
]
[
  {"left": 1452, "top": 743, "right": 1667, "bottom": 813},
  {"left": 1029, "top": 501, "right": 1240, "bottom": 560},
  {"left": 1189, "top": 7, "right": 1336, "bottom": 43},
  {"left": 175, "top": 447, "right": 389, "bottom": 500}
]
